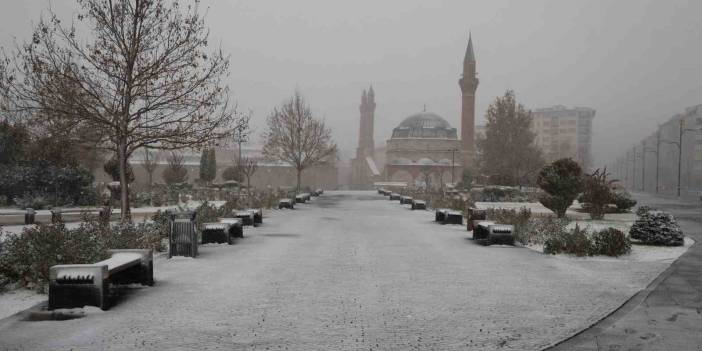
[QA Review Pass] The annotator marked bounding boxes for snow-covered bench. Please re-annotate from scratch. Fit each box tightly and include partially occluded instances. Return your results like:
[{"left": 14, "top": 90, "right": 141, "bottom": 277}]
[
  {"left": 436, "top": 210, "right": 463, "bottom": 225},
  {"left": 279, "top": 198, "right": 294, "bottom": 209},
  {"left": 235, "top": 209, "right": 262, "bottom": 226},
  {"left": 400, "top": 196, "right": 413, "bottom": 205},
  {"left": 473, "top": 222, "right": 514, "bottom": 246},
  {"left": 49, "top": 249, "right": 154, "bottom": 310},
  {"left": 295, "top": 194, "right": 308, "bottom": 204},
  {"left": 435, "top": 209, "right": 450, "bottom": 222},
  {"left": 411, "top": 200, "right": 426, "bottom": 210},
  {"left": 389, "top": 193, "right": 401, "bottom": 201},
  {"left": 202, "top": 218, "right": 244, "bottom": 245}
]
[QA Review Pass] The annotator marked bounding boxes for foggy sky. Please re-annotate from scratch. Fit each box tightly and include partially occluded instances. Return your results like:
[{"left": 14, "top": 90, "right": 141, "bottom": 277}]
[{"left": 1, "top": 0, "right": 701, "bottom": 167}]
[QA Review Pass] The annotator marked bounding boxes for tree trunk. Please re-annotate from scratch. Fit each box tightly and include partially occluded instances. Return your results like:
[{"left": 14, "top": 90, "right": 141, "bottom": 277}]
[
  {"left": 118, "top": 141, "right": 131, "bottom": 222},
  {"left": 296, "top": 168, "right": 302, "bottom": 193}
]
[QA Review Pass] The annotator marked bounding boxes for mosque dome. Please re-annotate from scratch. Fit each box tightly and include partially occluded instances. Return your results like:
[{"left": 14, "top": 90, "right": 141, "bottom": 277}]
[{"left": 391, "top": 112, "right": 457, "bottom": 139}]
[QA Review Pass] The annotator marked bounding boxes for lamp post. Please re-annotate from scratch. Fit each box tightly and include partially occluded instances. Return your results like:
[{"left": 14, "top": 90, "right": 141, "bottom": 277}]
[{"left": 659, "top": 119, "right": 700, "bottom": 197}]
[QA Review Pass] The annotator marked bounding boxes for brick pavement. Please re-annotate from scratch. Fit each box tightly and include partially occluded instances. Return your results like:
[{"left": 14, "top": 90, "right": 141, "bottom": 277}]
[{"left": 0, "top": 192, "right": 677, "bottom": 350}]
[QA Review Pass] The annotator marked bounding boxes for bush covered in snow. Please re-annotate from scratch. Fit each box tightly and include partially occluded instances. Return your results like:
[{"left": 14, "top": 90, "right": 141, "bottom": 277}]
[
  {"left": 485, "top": 208, "right": 532, "bottom": 243},
  {"left": 0, "top": 223, "right": 107, "bottom": 292},
  {"left": 471, "top": 186, "right": 535, "bottom": 202},
  {"left": 590, "top": 228, "right": 631, "bottom": 256},
  {"left": 543, "top": 224, "right": 631, "bottom": 257},
  {"left": 0, "top": 219, "right": 164, "bottom": 292},
  {"left": 611, "top": 190, "right": 637, "bottom": 213},
  {"left": 630, "top": 209, "right": 684, "bottom": 246}
]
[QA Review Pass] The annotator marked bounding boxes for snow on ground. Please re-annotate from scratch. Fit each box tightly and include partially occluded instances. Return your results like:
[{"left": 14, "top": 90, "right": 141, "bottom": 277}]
[
  {"left": 0, "top": 191, "right": 690, "bottom": 350},
  {"left": 0, "top": 288, "right": 45, "bottom": 320}
]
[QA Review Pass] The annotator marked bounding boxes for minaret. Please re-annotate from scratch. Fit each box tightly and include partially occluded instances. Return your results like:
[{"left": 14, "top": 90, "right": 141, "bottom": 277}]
[
  {"left": 357, "top": 86, "right": 376, "bottom": 159},
  {"left": 366, "top": 85, "right": 376, "bottom": 157},
  {"left": 458, "top": 33, "right": 478, "bottom": 168}
]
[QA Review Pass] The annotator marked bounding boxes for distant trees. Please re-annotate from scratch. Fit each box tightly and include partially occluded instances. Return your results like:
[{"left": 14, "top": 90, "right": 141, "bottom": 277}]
[
  {"left": 262, "top": 92, "right": 337, "bottom": 192},
  {"left": 537, "top": 158, "right": 583, "bottom": 218},
  {"left": 199, "top": 148, "right": 217, "bottom": 185},
  {"left": 477, "top": 90, "right": 544, "bottom": 186},
  {"left": 1, "top": 0, "right": 237, "bottom": 220},
  {"left": 141, "top": 149, "right": 161, "bottom": 191},
  {"left": 163, "top": 152, "right": 188, "bottom": 185},
  {"left": 237, "top": 156, "right": 259, "bottom": 191}
]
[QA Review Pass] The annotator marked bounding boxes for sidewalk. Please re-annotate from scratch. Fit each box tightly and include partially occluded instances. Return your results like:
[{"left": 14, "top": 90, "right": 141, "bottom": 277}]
[{"left": 548, "top": 193, "right": 702, "bottom": 350}]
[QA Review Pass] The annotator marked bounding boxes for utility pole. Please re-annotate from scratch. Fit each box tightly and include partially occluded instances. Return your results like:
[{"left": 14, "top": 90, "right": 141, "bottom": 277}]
[
  {"left": 641, "top": 140, "right": 646, "bottom": 192},
  {"left": 677, "top": 119, "right": 683, "bottom": 197},
  {"left": 624, "top": 151, "right": 629, "bottom": 190},
  {"left": 632, "top": 147, "right": 637, "bottom": 191},
  {"left": 655, "top": 127, "right": 660, "bottom": 193}
]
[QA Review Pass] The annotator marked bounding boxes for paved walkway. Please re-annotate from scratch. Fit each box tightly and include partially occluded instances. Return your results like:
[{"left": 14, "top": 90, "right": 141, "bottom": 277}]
[
  {"left": 549, "top": 192, "right": 702, "bottom": 351},
  {"left": 0, "top": 192, "right": 677, "bottom": 350}
]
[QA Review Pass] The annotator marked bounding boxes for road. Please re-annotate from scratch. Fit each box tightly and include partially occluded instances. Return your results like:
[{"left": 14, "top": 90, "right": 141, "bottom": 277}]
[
  {"left": 0, "top": 191, "right": 675, "bottom": 350},
  {"left": 550, "top": 192, "right": 702, "bottom": 351}
]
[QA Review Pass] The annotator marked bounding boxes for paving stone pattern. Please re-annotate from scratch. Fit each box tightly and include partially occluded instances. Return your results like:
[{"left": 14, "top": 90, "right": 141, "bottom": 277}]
[{"left": 0, "top": 192, "right": 674, "bottom": 350}]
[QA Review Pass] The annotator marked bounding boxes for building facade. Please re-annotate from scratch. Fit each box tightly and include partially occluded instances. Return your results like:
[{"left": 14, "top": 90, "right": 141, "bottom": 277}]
[
  {"left": 349, "top": 34, "right": 479, "bottom": 189},
  {"left": 616, "top": 104, "right": 702, "bottom": 197},
  {"left": 531, "top": 105, "right": 596, "bottom": 170},
  {"left": 385, "top": 112, "right": 463, "bottom": 187},
  {"left": 107, "top": 145, "right": 339, "bottom": 191}
]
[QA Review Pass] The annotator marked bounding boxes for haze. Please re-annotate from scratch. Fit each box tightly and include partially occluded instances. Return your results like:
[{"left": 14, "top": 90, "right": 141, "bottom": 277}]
[{"left": 1, "top": 0, "right": 700, "bottom": 166}]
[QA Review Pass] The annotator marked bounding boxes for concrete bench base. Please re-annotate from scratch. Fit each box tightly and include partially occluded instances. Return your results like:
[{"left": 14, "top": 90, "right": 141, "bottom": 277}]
[
  {"left": 279, "top": 199, "right": 294, "bottom": 209},
  {"left": 411, "top": 201, "right": 426, "bottom": 210},
  {"left": 473, "top": 222, "right": 515, "bottom": 246},
  {"left": 202, "top": 223, "right": 234, "bottom": 245}
]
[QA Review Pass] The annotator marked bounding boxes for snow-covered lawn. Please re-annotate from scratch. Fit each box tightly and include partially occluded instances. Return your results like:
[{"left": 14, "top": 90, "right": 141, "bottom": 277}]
[{"left": 0, "top": 192, "right": 692, "bottom": 350}]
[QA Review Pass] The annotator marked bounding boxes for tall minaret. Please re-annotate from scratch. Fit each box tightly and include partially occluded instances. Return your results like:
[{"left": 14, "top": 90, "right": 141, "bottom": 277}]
[
  {"left": 458, "top": 33, "right": 478, "bottom": 168},
  {"left": 357, "top": 86, "right": 376, "bottom": 159}
]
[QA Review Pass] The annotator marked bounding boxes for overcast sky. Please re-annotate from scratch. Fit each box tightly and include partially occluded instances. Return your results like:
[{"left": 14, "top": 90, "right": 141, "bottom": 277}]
[{"left": 1, "top": 0, "right": 701, "bottom": 166}]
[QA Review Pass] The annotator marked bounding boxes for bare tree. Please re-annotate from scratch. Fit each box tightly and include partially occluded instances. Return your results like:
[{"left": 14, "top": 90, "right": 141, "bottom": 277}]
[
  {"left": 420, "top": 165, "right": 433, "bottom": 193},
  {"left": 237, "top": 156, "right": 258, "bottom": 193},
  {"left": 1, "top": 0, "right": 237, "bottom": 220},
  {"left": 141, "top": 148, "right": 160, "bottom": 191},
  {"left": 262, "top": 92, "right": 337, "bottom": 192},
  {"left": 163, "top": 151, "right": 188, "bottom": 185}
]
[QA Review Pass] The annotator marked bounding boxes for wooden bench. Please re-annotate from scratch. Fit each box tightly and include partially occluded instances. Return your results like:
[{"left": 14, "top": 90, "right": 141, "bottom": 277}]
[
  {"left": 411, "top": 200, "right": 426, "bottom": 210},
  {"left": 400, "top": 196, "right": 413, "bottom": 205},
  {"left": 279, "top": 198, "right": 294, "bottom": 209},
  {"left": 219, "top": 218, "right": 244, "bottom": 238},
  {"left": 49, "top": 249, "right": 154, "bottom": 310}
]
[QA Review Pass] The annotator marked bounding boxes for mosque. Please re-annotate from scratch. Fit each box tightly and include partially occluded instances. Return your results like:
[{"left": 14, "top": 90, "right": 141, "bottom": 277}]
[{"left": 350, "top": 35, "right": 478, "bottom": 188}]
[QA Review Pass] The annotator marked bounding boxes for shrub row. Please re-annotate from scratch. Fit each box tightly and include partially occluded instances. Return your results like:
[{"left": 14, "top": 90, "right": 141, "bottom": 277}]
[{"left": 0, "top": 217, "right": 163, "bottom": 292}]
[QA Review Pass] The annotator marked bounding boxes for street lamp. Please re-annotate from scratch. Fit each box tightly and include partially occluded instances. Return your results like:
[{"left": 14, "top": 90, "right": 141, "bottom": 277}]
[{"left": 659, "top": 119, "right": 700, "bottom": 197}]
